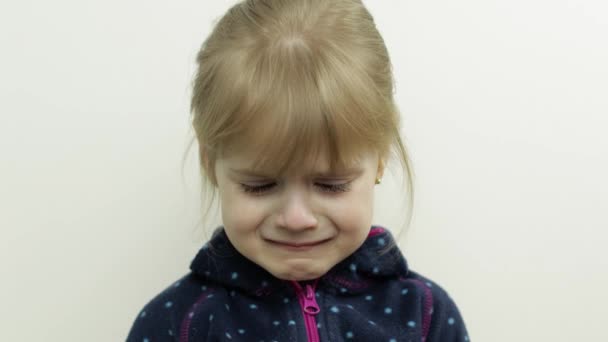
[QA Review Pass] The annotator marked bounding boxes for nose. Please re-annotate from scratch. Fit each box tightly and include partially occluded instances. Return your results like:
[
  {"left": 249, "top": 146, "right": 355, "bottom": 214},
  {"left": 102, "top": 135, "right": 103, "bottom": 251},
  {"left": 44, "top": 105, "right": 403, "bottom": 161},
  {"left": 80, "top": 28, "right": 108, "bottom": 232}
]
[{"left": 276, "top": 188, "right": 318, "bottom": 231}]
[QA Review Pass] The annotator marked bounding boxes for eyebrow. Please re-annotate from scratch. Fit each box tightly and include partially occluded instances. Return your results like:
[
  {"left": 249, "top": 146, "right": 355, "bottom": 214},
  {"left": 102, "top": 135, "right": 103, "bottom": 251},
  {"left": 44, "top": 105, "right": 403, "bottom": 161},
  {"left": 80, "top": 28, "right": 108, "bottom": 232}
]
[{"left": 229, "top": 167, "right": 364, "bottom": 179}]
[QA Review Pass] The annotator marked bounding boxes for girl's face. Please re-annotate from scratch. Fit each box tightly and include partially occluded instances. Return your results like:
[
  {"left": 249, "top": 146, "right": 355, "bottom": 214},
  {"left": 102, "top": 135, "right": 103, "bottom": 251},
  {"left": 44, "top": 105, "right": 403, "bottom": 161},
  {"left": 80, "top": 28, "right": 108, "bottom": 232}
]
[{"left": 214, "top": 149, "right": 384, "bottom": 281}]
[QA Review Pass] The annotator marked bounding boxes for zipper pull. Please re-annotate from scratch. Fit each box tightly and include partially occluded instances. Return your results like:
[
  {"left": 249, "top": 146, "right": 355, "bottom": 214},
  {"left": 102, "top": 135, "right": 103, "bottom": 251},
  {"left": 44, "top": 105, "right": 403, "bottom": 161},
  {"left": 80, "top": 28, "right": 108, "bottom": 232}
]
[{"left": 303, "top": 284, "right": 320, "bottom": 315}]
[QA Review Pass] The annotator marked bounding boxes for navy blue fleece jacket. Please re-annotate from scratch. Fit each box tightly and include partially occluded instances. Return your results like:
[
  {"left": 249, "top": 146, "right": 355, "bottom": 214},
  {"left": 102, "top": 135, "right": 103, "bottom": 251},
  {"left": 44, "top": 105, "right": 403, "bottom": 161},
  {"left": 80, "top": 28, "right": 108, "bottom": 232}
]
[{"left": 126, "top": 225, "right": 470, "bottom": 341}]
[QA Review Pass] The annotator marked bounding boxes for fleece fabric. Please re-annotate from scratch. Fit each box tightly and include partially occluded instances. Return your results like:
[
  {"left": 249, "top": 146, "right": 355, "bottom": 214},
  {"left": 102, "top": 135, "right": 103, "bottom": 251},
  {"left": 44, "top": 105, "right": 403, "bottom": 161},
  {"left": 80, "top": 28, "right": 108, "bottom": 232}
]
[{"left": 126, "top": 225, "right": 470, "bottom": 341}]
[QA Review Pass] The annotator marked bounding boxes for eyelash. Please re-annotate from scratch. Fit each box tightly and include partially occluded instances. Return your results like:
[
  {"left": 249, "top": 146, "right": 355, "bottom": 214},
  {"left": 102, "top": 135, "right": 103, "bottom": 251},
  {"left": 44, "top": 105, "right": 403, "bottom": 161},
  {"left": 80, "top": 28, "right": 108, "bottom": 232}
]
[{"left": 240, "top": 182, "right": 352, "bottom": 195}]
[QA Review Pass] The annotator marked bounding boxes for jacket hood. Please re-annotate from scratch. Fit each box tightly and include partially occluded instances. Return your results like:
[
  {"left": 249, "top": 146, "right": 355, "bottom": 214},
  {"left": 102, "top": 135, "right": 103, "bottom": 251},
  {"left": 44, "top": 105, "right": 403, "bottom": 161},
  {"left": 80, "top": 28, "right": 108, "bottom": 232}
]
[{"left": 189, "top": 225, "right": 409, "bottom": 297}]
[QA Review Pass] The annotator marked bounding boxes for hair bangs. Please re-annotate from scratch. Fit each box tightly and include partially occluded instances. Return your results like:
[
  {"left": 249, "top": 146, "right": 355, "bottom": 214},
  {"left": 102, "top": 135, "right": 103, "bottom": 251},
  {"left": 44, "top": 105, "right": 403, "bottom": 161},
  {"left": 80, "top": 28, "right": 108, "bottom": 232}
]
[
  {"left": 220, "top": 49, "right": 370, "bottom": 177},
  {"left": 316, "top": 45, "right": 392, "bottom": 159}
]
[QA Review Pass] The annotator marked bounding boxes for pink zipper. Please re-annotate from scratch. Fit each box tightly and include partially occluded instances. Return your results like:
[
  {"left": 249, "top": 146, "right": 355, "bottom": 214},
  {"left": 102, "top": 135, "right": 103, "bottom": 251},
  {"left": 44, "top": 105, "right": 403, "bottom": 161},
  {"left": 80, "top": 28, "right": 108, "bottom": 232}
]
[{"left": 290, "top": 279, "right": 320, "bottom": 342}]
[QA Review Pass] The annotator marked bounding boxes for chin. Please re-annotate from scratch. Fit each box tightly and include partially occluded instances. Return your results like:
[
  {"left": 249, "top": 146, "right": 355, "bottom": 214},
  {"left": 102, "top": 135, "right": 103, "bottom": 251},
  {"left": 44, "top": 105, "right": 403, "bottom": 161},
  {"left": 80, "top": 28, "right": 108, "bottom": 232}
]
[{"left": 271, "top": 265, "right": 326, "bottom": 281}]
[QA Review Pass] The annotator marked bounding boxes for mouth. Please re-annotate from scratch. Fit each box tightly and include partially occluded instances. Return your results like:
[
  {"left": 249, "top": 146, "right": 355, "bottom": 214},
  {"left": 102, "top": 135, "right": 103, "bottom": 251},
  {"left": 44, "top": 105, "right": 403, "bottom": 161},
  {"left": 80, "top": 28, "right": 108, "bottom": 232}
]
[{"left": 265, "top": 237, "right": 332, "bottom": 250}]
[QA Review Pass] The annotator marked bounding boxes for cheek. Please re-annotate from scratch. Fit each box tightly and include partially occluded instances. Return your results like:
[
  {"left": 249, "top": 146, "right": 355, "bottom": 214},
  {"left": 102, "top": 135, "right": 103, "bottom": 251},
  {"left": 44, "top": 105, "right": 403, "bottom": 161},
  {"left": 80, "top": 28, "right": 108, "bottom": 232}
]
[
  {"left": 330, "top": 185, "right": 375, "bottom": 220},
  {"left": 220, "top": 191, "right": 267, "bottom": 232},
  {"left": 337, "top": 188, "right": 375, "bottom": 246}
]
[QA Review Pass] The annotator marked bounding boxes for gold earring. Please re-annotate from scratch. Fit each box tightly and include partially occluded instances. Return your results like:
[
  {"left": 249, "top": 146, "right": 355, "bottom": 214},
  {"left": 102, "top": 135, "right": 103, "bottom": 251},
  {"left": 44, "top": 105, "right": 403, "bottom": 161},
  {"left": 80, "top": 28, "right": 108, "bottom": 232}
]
[{"left": 375, "top": 177, "right": 382, "bottom": 185}]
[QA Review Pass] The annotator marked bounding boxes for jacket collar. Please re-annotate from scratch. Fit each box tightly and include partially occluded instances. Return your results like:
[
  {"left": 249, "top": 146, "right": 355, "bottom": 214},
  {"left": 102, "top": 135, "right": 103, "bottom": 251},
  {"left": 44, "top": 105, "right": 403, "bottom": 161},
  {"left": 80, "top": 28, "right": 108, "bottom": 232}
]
[{"left": 189, "top": 225, "right": 409, "bottom": 296}]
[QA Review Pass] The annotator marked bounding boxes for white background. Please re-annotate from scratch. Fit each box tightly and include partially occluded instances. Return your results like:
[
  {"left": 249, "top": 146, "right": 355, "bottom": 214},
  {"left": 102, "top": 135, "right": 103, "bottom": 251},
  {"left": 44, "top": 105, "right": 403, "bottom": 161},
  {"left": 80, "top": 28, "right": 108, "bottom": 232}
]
[{"left": 1, "top": 0, "right": 607, "bottom": 340}]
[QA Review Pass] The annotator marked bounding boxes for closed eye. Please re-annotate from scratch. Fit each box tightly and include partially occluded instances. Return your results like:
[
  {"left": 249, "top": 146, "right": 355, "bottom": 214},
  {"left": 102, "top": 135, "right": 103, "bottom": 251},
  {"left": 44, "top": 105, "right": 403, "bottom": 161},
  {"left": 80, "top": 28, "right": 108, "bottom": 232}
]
[{"left": 240, "top": 182, "right": 352, "bottom": 196}]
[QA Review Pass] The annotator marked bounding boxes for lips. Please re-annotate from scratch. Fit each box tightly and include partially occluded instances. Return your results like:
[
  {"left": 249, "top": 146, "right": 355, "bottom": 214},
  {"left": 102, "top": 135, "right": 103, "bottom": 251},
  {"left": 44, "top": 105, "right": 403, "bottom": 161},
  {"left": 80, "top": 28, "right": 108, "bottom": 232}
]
[{"left": 266, "top": 237, "right": 331, "bottom": 247}]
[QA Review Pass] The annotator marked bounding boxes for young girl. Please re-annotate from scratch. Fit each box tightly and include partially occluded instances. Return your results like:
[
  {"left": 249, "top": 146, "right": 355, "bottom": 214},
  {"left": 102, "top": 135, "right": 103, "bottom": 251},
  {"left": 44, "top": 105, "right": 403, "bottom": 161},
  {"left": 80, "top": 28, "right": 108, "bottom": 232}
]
[{"left": 127, "top": 0, "right": 470, "bottom": 341}]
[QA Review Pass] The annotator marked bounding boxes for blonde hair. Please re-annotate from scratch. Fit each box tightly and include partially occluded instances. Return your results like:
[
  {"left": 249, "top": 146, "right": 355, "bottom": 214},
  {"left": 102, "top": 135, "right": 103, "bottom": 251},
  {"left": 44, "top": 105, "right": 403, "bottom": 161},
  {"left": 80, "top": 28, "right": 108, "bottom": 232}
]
[{"left": 183, "top": 0, "right": 414, "bottom": 241}]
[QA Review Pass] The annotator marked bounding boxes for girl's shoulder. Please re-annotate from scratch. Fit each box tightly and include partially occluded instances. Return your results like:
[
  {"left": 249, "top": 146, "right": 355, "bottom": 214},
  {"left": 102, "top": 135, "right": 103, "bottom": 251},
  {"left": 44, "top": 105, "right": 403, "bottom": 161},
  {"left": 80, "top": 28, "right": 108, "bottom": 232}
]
[
  {"left": 400, "top": 269, "right": 459, "bottom": 301},
  {"left": 126, "top": 272, "right": 220, "bottom": 341},
  {"left": 397, "top": 269, "right": 470, "bottom": 341}
]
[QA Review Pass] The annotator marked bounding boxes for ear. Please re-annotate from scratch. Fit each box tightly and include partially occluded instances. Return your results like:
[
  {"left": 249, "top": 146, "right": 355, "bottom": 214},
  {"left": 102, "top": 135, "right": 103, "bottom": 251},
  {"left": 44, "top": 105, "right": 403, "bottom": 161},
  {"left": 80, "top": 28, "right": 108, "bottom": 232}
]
[
  {"left": 199, "top": 145, "right": 211, "bottom": 172},
  {"left": 377, "top": 157, "right": 385, "bottom": 179},
  {"left": 199, "top": 147, "right": 219, "bottom": 186},
  {"left": 202, "top": 153, "right": 209, "bottom": 170}
]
